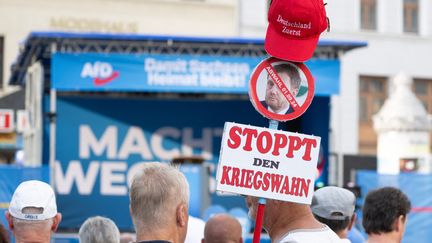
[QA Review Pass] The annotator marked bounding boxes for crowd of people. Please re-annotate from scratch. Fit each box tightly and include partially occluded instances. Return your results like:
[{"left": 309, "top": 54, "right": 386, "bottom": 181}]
[{"left": 1, "top": 162, "right": 411, "bottom": 243}]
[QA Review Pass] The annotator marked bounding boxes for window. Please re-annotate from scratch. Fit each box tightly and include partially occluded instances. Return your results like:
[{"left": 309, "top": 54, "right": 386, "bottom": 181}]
[
  {"left": 413, "top": 78, "right": 432, "bottom": 114},
  {"left": 413, "top": 78, "right": 432, "bottom": 151},
  {"left": 359, "top": 76, "right": 387, "bottom": 123},
  {"left": 404, "top": 0, "right": 419, "bottom": 33},
  {"left": 0, "top": 36, "right": 3, "bottom": 89},
  {"left": 361, "top": 0, "right": 377, "bottom": 30},
  {"left": 359, "top": 76, "right": 388, "bottom": 154}
]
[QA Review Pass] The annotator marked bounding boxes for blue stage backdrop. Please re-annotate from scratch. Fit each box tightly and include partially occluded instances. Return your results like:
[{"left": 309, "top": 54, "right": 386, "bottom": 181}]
[
  {"left": 52, "top": 96, "right": 330, "bottom": 230},
  {"left": 53, "top": 96, "right": 266, "bottom": 230}
]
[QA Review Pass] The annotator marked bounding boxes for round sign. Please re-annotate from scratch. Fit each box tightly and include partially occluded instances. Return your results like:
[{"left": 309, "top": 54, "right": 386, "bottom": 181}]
[{"left": 248, "top": 57, "right": 314, "bottom": 121}]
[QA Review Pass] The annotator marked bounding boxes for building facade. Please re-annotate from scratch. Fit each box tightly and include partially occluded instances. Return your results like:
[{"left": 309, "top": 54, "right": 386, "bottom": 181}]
[
  {"left": 2, "top": 0, "right": 432, "bottom": 178},
  {"left": 328, "top": 0, "right": 432, "bottom": 156},
  {"left": 0, "top": 0, "right": 238, "bottom": 92}
]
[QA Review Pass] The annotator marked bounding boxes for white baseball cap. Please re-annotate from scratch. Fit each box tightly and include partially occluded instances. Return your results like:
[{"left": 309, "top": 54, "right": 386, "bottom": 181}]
[{"left": 9, "top": 180, "right": 58, "bottom": 221}]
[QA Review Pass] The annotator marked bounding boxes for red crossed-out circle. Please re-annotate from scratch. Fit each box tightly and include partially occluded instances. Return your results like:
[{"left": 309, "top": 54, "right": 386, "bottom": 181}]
[{"left": 248, "top": 57, "right": 315, "bottom": 121}]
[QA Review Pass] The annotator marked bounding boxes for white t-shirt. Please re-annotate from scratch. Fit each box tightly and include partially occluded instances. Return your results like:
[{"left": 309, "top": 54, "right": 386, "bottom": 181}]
[
  {"left": 185, "top": 216, "right": 206, "bottom": 243},
  {"left": 276, "top": 226, "right": 344, "bottom": 243}
]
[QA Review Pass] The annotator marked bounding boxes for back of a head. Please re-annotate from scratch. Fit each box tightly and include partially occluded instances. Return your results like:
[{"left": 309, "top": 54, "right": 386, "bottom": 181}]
[
  {"left": 362, "top": 187, "right": 411, "bottom": 235},
  {"left": 130, "top": 162, "right": 190, "bottom": 231},
  {"left": 7, "top": 180, "right": 61, "bottom": 239},
  {"left": 203, "top": 214, "right": 242, "bottom": 243},
  {"left": 311, "top": 186, "right": 356, "bottom": 233},
  {"left": 11, "top": 209, "right": 53, "bottom": 232},
  {"left": 79, "top": 216, "right": 120, "bottom": 243}
]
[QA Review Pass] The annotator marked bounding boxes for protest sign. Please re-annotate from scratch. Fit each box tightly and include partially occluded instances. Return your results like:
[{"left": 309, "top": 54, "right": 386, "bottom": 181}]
[
  {"left": 216, "top": 122, "right": 321, "bottom": 204},
  {"left": 249, "top": 57, "right": 314, "bottom": 121}
]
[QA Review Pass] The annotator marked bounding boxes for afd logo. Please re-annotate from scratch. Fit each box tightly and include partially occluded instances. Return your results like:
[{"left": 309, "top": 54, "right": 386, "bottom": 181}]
[{"left": 81, "top": 62, "right": 120, "bottom": 86}]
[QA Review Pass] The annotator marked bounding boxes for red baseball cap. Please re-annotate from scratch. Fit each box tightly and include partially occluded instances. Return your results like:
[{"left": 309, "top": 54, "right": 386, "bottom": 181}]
[{"left": 265, "top": 0, "right": 328, "bottom": 62}]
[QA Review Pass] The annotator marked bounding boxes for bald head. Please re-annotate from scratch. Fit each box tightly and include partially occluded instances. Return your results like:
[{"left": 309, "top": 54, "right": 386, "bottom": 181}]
[{"left": 203, "top": 214, "right": 242, "bottom": 243}]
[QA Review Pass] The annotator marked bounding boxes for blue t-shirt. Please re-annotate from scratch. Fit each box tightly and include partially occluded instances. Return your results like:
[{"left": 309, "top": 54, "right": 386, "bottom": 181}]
[{"left": 348, "top": 227, "right": 366, "bottom": 243}]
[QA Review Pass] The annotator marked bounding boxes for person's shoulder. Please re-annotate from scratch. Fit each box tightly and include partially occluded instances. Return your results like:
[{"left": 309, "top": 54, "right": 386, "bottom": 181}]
[
  {"left": 277, "top": 235, "right": 299, "bottom": 243},
  {"left": 260, "top": 100, "right": 267, "bottom": 107},
  {"left": 278, "top": 232, "right": 317, "bottom": 243},
  {"left": 279, "top": 226, "right": 342, "bottom": 243},
  {"left": 286, "top": 105, "right": 294, "bottom": 114}
]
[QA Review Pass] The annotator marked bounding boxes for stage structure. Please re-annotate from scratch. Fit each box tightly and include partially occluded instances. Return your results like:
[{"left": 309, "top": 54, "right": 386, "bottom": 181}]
[{"left": 8, "top": 32, "right": 365, "bottom": 230}]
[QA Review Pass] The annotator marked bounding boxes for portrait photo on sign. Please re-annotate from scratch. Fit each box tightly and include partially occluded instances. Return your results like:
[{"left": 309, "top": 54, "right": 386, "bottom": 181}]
[{"left": 248, "top": 57, "right": 314, "bottom": 122}]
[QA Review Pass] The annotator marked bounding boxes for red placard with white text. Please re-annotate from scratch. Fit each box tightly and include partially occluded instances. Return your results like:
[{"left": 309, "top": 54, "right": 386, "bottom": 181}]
[
  {"left": 216, "top": 122, "right": 320, "bottom": 204},
  {"left": 0, "top": 109, "right": 14, "bottom": 133}
]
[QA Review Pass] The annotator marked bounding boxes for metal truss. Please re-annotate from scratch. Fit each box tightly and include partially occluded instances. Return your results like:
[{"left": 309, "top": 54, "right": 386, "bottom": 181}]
[
  {"left": 10, "top": 33, "right": 363, "bottom": 86},
  {"left": 54, "top": 38, "right": 345, "bottom": 58},
  {"left": 56, "top": 39, "right": 267, "bottom": 57}
]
